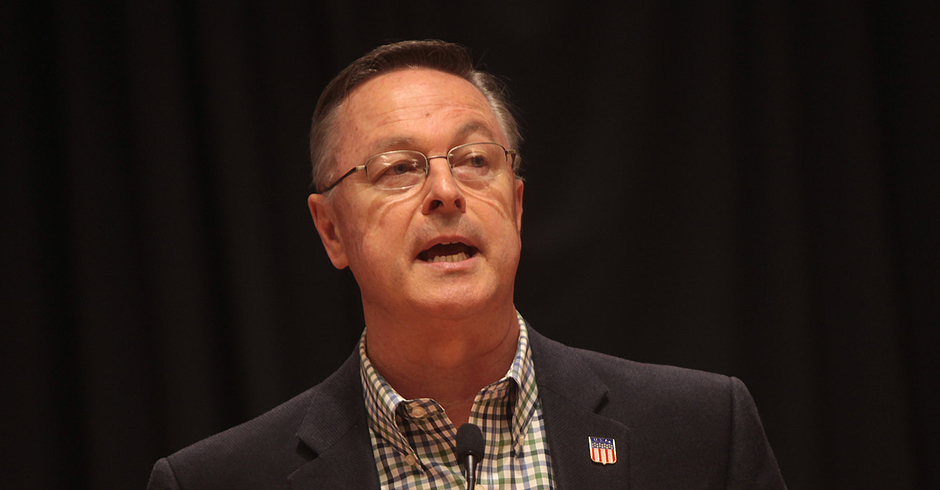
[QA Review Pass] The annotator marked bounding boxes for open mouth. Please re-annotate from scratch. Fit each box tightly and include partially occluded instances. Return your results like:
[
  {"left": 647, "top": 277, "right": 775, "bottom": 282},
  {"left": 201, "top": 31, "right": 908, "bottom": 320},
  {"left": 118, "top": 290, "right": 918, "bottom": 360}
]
[{"left": 418, "top": 242, "right": 478, "bottom": 263}]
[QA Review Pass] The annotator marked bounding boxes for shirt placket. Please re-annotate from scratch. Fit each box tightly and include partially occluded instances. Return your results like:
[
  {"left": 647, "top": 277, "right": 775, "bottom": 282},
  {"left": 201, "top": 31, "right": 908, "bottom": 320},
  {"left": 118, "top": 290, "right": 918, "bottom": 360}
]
[{"left": 399, "top": 399, "right": 462, "bottom": 487}]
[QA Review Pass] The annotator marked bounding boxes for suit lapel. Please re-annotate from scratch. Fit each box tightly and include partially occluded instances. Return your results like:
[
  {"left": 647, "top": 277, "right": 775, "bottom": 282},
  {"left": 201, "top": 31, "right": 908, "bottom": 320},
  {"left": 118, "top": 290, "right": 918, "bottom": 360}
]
[
  {"left": 530, "top": 329, "right": 631, "bottom": 489},
  {"left": 288, "top": 352, "right": 380, "bottom": 490}
]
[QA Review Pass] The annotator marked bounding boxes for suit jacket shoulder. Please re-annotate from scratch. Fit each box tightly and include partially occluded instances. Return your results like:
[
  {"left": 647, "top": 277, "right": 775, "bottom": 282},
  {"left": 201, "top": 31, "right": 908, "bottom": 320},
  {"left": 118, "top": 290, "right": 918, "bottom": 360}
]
[
  {"left": 147, "top": 351, "right": 379, "bottom": 490},
  {"left": 528, "top": 329, "right": 786, "bottom": 489}
]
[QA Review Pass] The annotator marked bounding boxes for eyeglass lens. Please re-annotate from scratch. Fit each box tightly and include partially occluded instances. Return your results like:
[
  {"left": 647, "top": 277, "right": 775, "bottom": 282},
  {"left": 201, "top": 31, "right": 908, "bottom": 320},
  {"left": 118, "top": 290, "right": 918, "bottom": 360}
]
[{"left": 366, "top": 142, "right": 507, "bottom": 190}]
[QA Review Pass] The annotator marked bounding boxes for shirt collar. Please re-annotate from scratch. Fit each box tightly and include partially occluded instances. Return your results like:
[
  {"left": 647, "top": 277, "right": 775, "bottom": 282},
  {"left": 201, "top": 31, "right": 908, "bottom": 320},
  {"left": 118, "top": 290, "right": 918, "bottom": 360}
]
[{"left": 358, "top": 311, "right": 538, "bottom": 455}]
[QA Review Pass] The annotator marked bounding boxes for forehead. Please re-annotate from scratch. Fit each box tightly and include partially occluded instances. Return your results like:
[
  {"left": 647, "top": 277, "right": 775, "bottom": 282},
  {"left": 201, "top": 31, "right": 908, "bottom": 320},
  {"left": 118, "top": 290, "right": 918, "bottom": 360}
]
[{"left": 334, "top": 68, "right": 504, "bottom": 156}]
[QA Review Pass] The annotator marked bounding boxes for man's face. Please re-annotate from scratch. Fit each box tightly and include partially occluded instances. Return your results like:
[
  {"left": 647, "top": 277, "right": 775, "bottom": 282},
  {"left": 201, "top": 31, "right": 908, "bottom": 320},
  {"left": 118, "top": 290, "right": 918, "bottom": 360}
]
[{"left": 308, "top": 68, "right": 524, "bottom": 322}]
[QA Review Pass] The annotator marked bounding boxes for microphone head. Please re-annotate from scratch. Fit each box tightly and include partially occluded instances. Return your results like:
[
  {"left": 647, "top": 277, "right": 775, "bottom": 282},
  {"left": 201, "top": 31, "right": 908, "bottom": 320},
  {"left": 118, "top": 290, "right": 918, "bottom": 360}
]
[{"left": 456, "top": 423, "right": 485, "bottom": 459}]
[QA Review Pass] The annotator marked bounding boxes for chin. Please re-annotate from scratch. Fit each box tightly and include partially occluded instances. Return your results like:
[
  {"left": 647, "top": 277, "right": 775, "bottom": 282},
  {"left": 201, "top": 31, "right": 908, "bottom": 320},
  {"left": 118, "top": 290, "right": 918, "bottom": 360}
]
[{"left": 421, "top": 295, "right": 485, "bottom": 315}]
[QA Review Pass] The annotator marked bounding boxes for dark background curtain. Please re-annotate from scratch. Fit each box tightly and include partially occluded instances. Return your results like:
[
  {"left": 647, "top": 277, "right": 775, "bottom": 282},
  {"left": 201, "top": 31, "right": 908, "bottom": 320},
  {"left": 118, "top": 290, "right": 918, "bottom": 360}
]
[{"left": 3, "top": 1, "right": 937, "bottom": 489}]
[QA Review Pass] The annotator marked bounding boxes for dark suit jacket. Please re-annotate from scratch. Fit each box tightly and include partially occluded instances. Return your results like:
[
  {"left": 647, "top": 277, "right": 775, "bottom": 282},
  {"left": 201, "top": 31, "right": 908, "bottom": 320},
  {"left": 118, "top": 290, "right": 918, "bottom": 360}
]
[{"left": 148, "top": 329, "right": 786, "bottom": 489}]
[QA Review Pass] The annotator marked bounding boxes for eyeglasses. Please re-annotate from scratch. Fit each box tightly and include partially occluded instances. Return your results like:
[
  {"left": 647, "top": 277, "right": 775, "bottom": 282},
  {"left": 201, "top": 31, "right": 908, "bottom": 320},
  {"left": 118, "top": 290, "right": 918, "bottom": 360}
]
[{"left": 319, "top": 142, "right": 517, "bottom": 193}]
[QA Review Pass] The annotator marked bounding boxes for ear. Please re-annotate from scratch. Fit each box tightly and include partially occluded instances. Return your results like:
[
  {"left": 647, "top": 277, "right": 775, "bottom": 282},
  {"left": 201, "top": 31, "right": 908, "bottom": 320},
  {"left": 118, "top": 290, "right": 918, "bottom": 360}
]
[
  {"left": 308, "top": 193, "right": 349, "bottom": 269},
  {"left": 514, "top": 178, "right": 524, "bottom": 232}
]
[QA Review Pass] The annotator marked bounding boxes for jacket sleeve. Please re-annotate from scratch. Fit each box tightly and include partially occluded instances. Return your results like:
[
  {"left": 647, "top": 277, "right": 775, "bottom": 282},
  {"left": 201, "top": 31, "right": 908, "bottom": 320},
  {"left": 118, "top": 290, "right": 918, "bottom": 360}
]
[
  {"left": 727, "top": 377, "right": 787, "bottom": 490},
  {"left": 147, "top": 458, "right": 182, "bottom": 490}
]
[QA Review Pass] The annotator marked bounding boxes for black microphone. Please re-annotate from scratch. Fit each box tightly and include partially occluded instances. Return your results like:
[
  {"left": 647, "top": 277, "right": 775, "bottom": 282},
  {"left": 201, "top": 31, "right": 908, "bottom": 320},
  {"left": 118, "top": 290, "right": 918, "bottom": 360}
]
[{"left": 456, "top": 423, "right": 484, "bottom": 489}]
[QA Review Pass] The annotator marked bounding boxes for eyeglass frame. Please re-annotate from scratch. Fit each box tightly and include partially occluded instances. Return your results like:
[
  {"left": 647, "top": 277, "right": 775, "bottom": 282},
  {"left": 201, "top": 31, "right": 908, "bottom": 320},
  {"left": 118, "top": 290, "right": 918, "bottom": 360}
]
[{"left": 315, "top": 141, "right": 518, "bottom": 194}]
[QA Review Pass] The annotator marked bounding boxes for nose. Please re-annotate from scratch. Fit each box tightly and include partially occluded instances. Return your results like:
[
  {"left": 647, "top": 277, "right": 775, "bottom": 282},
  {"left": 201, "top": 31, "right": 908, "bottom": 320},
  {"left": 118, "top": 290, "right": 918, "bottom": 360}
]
[{"left": 421, "top": 156, "right": 466, "bottom": 215}]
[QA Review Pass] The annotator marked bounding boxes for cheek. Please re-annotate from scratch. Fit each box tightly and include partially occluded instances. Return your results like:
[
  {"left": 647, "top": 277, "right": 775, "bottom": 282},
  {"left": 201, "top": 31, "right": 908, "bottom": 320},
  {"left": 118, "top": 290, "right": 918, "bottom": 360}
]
[
  {"left": 342, "top": 226, "right": 399, "bottom": 291},
  {"left": 340, "top": 200, "right": 415, "bottom": 267},
  {"left": 468, "top": 187, "right": 522, "bottom": 229}
]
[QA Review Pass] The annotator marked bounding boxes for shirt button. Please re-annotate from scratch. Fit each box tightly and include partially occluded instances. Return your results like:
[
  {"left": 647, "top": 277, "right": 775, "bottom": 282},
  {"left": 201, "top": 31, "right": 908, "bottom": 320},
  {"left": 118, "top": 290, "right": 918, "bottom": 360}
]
[
  {"left": 409, "top": 405, "right": 428, "bottom": 418},
  {"left": 404, "top": 453, "right": 417, "bottom": 466},
  {"left": 475, "top": 485, "right": 485, "bottom": 490}
]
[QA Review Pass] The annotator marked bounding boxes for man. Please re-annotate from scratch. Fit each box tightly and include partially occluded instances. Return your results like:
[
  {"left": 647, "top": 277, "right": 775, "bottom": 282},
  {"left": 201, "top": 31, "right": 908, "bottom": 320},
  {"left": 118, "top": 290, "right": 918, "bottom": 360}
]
[{"left": 148, "top": 40, "right": 786, "bottom": 489}]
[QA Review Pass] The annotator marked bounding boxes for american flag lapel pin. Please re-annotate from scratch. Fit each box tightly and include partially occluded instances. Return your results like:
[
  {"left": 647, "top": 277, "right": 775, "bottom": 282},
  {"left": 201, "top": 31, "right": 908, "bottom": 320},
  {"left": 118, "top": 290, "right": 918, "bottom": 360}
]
[{"left": 588, "top": 436, "right": 617, "bottom": 465}]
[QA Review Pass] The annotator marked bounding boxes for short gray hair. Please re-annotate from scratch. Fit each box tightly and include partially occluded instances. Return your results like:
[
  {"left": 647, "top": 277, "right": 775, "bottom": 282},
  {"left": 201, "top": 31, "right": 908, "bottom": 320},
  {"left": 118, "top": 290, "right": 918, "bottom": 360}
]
[{"left": 309, "top": 40, "right": 522, "bottom": 192}]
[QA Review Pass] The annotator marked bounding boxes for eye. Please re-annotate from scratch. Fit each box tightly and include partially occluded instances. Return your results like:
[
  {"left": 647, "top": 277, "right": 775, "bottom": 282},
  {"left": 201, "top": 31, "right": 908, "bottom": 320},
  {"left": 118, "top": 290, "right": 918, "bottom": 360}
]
[
  {"left": 452, "top": 149, "right": 491, "bottom": 169},
  {"left": 389, "top": 160, "right": 419, "bottom": 175},
  {"left": 448, "top": 143, "right": 506, "bottom": 185},
  {"left": 367, "top": 151, "right": 426, "bottom": 189},
  {"left": 467, "top": 153, "right": 489, "bottom": 168}
]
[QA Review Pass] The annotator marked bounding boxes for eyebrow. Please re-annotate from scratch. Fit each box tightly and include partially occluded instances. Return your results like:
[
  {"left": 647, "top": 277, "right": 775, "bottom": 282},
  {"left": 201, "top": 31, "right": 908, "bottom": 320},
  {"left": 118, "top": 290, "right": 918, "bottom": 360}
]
[
  {"left": 453, "top": 122, "right": 496, "bottom": 142},
  {"left": 369, "top": 136, "right": 416, "bottom": 153},
  {"left": 368, "top": 121, "right": 498, "bottom": 155}
]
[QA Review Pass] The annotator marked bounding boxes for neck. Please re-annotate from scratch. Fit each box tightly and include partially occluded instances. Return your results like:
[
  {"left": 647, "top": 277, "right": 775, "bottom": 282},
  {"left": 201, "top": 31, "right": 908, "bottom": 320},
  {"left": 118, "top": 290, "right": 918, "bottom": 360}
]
[{"left": 363, "top": 305, "right": 520, "bottom": 427}]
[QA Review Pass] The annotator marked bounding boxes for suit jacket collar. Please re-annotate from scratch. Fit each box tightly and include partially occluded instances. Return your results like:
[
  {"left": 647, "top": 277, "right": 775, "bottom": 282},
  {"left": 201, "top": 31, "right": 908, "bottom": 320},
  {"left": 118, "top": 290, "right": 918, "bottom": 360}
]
[
  {"left": 289, "top": 350, "right": 380, "bottom": 489},
  {"left": 289, "top": 327, "right": 630, "bottom": 489}
]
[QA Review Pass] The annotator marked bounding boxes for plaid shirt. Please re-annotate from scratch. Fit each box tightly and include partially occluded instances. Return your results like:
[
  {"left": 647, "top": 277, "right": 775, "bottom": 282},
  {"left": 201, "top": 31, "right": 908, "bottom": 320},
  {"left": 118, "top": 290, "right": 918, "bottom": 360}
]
[{"left": 359, "top": 312, "right": 555, "bottom": 489}]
